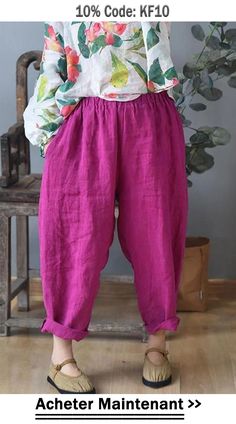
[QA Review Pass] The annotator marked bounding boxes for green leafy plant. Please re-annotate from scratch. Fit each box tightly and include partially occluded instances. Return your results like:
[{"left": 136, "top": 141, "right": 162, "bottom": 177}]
[{"left": 173, "top": 22, "right": 236, "bottom": 186}]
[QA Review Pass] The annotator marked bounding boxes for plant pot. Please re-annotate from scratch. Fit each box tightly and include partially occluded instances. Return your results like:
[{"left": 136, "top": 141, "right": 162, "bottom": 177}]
[{"left": 177, "top": 236, "right": 210, "bottom": 312}]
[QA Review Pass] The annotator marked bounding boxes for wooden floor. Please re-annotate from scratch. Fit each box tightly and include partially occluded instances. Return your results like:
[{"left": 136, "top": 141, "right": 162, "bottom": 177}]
[{"left": 0, "top": 279, "right": 235, "bottom": 394}]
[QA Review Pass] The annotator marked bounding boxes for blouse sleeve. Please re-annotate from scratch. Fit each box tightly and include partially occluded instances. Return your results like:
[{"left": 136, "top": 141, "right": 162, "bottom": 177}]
[
  {"left": 23, "top": 22, "right": 67, "bottom": 157},
  {"left": 165, "top": 22, "right": 171, "bottom": 39}
]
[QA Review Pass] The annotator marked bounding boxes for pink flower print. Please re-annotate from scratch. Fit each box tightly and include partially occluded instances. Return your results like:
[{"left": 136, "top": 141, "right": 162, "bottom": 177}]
[
  {"left": 113, "top": 23, "right": 127, "bottom": 35},
  {"left": 60, "top": 104, "right": 77, "bottom": 117},
  {"left": 65, "top": 46, "right": 80, "bottom": 82},
  {"left": 44, "top": 25, "right": 64, "bottom": 53},
  {"left": 85, "top": 28, "right": 96, "bottom": 42},
  {"left": 147, "top": 80, "right": 156, "bottom": 92},
  {"left": 93, "top": 23, "right": 101, "bottom": 33},
  {"left": 172, "top": 77, "right": 179, "bottom": 86},
  {"left": 47, "top": 25, "right": 57, "bottom": 41},
  {"left": 85, "top": 23, "right": 101, "bottom": 42},
  {"left": 104, "top": 93, "right": 119, "bottom": 99},
  {"left": 105, "top": 32, "right": 115, "bottom": 45},
  {"left": 67, "top": 65, "right": 80, "bottom": 82},
  {"left": 101, "top": 22, "right": 114, "bottom": 33}
]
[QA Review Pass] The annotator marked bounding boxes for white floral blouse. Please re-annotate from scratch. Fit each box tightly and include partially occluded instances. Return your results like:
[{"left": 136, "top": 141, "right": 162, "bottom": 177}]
[{"left": 23, "top": 21, "right": 180, "bottom": 157}]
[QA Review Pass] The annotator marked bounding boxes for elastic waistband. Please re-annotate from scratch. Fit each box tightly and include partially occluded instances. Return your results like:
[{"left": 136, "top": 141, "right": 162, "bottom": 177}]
[{"left": 78, "top": 90, "right": 170, "bottom": 109}]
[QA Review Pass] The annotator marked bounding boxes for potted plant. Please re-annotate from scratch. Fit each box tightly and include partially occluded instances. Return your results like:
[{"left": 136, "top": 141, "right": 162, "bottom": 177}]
[{"left": 175, "top": 22, "right": 235, "bottom": 311}]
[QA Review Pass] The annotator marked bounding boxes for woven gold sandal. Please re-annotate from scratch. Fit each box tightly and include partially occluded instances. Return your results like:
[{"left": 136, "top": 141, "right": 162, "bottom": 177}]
[
  {"left": 47, "top": 358, "right": 96, "bottom": 394},
  {"left": 142, "top": 347, "right": 172, "bottom": 388}
]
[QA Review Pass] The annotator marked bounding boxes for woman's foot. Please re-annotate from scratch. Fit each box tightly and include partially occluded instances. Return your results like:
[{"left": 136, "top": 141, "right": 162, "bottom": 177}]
[
  {"left": 51, "top": 335, "right": 81, "bottom": 377},
  {"left": 146, "top": 330, "right": 167, "bottom": 365}
]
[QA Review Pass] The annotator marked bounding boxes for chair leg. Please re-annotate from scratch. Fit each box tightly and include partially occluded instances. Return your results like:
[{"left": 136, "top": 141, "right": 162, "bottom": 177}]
[
  {"left": 0, "top": 214, "right": 11, "bottom": 336},
  {"left": 16, "top": 215, "right": 30, "bottom": 311}
]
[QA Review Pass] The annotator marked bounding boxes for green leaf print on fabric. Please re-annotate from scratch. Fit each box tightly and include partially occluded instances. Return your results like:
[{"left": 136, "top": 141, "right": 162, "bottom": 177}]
[
  {"left": 38, "top": 109, "right": 58, "bottom": 124},
  {"left": 59, "top": 80, "right": 76, "bottom": 92},
  {"left": 110, "top": 52, "right": 129, "bottom": 88},
  {"left": 164, "top": 66, "right": 179, "bottom": 80},
  {"left": 134, "top": 52, "right": 147, "bottom": 59},
  {"left": 78, "top": 43, "right": 90, "bottom": 58},
  {"left": 126, "top": 29, "right": 146, "bottom": 59},
  {"left": 38, "top": 122, "right": 61, "bottom": 132},
  {"left": 146, "top": 27, "right": 160, "bottom": 50},
  {"left": 149, "top": 58, "right": 165, "bottom": 85},
  {"left": 78, "top": 23, "right": 86, "bottom": 44},
  {"left": 127, "top": 37, "right": 145, "bottom": 52},
  {"left": 44, "top": 23, "right": 64, "bottom": 49},
  {"left": 126, "top": 59, "right": 148, "bottom": 84},
  {"left": 91, "top": 35, "right": 106, "bottom": 54},
  {"left": 57, "top": 99, "right": 77, "bottom": 106},
  {"left": 58, "top": 57, "right": 67, "bottom": 82},
  {"left": 44, "top": 23, "right": 51, "bottom": 38},
  {"left": 78, "top": 23, "right": 90, "bottom": 58},
  {"left": 57, "top": 33, "right": 65, "bottom": 49},
  {"left": 112, "top": 35, "right": 123, "bottom": 48},
  {"left": 37, "top": 75, "right": 48, "bottom": 102},
  {"left": 43, "top": 87, "right": 58, "bottom": 101},
  {"left": 156, "top": 22, "right": 161, "bottom": 32}
]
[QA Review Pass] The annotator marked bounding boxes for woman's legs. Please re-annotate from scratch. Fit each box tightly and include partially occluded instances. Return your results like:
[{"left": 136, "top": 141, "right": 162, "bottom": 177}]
[
  {"left": 38, "top": 97, "right": 119, "bottom": 373},
  {"left": 116, "top": 91, "right": 188, "bottom": 356},
  {"left": 51, "top": 336, "right": 80, "bottom": 376}
]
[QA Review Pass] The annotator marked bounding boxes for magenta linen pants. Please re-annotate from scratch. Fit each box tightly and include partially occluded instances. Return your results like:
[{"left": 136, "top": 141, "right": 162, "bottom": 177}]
[{"left": 38, "top": 90, "right": 188, "bottom": 341}]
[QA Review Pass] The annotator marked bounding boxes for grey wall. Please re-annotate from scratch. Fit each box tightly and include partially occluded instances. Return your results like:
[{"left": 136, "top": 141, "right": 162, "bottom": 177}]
[{"left": 0, "top": 22, "right": 235, "bottom": 279}]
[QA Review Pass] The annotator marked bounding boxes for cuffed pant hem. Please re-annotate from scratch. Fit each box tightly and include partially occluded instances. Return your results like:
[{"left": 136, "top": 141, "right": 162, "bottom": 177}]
[
  {"left": 40, "top": 317, "right": 89, "bottom": 341},
  {"left": 146, "top": 316, "right": 180, "bottom": 334}
]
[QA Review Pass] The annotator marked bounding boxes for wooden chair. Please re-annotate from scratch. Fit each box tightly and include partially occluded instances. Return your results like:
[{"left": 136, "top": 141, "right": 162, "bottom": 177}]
[{"left": 0, "top": 51, "right": 146, "bottom": 340}]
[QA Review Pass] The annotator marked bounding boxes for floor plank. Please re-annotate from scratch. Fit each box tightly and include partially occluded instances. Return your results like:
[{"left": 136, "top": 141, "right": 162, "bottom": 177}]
[{"left": 0, "top": 279, "right": 235, "bottom": 394}]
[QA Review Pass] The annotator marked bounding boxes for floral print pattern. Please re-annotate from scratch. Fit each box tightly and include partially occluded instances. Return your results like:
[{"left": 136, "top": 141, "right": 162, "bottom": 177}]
[{"left": 23, "top": 21, "right": 180, "bottom": 158}]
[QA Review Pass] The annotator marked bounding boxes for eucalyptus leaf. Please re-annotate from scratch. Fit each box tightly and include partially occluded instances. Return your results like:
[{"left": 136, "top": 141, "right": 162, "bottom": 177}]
[
  {"left": 183, "top": 63, "right": 195, "bottom": 78},
  {"left": 200, "top": 69, "right": 213, "bottom": 88},
  {"left": 206, "top": 35, "right": 221, "bottom": 50},
  {"left": 211, "top": 127, "right": 231, "bottom": 145},
  {"left": 197, "top": 126, "right": 214, "bottom": 136},
  {"left": 190, "top": 148, "right": 215, "bottom": 173},
  {"left": 228, "top": 76, "right": 236, "bottom": 88},
  {"left": 198, "top": 126, "right": 231, "bottom": 145},
  {"left": 191, "top": 24, "right": 205, "bottom": 41},
  {"left": 217, "top": 64, "right": 235, "bottom": 76},
  {"left": 189, "top": 103, "right": 207, "bottom": 111},
  {"left": 231, "top": 39, "right": 236, "bottom": 51},
  {"left": 192, "top": 75, "right": 202, "bottom": 89},
  {"left": 190, "top": 131, "right": 210, "bottom": 144},
  {"left": 225, "top": 29, "right": 236, "bottom": 42},
  {"left": 199, "top": 87, "right": 223, "bottom": 100}
]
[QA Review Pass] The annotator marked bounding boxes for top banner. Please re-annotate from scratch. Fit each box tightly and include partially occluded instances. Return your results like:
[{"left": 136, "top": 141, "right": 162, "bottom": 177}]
[{"left": 1, "top": 0, "right": 236, "bottom": 21}]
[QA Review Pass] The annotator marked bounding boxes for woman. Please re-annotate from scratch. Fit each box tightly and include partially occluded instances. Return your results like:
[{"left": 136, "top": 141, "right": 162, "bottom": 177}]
[{"left": 23, "top": 21, "right": 188, "bottom": 394}]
